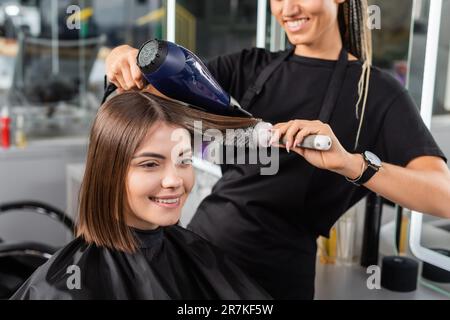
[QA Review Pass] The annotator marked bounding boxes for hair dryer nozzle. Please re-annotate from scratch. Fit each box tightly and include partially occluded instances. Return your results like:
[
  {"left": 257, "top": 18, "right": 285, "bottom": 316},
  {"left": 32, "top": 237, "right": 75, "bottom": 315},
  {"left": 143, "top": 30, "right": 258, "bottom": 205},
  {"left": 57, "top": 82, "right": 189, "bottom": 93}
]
[{"left": 137, "top": 39, "right": 168, "bottom": 74}]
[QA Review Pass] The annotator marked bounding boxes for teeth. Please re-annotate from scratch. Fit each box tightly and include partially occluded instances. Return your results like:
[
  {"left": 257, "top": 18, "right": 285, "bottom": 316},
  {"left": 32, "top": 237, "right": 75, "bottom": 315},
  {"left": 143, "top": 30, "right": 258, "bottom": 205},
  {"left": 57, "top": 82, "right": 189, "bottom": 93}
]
[
  {"left": 151, "top": 197, "right": 179, "bottom": 204},
  {"left": 286, "top": 19, "right": 309, "bottom": 27}
]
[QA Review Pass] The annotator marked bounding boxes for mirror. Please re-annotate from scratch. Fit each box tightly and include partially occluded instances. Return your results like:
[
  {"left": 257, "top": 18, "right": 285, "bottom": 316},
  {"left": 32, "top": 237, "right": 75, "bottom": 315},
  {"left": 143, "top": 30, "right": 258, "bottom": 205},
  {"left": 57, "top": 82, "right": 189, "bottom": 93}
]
[{"left": 407, "top": 0, "right": 450, "bottom": 291}]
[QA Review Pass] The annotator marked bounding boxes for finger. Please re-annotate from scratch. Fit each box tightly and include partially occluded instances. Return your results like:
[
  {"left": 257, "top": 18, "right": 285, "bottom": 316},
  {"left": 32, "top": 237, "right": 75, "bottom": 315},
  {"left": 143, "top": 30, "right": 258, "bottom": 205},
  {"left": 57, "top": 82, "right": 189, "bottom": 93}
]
[
  {"left": 293, "top": 127, "right": 320, "bottom": 147},
  {"left": 108, "top": 61, "right": 128, "bottom": 90},
  {"left": 271, "top": 141, "right": 286, "bottom": 149},
  {"left": 269, "top": 128, "right": 282, "bottom": 146},
  {"left": 292, "top": 127, "right": 312, "bottom": 147},
  {"left": 273, "top": 119, "right": 312, "bottom": 127},
  {"left": 273, "top": 122, "right": 292, "bottom": 137},
  {"left": 106, "top": 68, "right": 121, "bottom": 88},
  {"left": 269, "top": 125, "right": 290, "bottom": 146},
  {"left": 270, "top": 121, "right": 292, "bottom": 152},
  {"left": 283, "top": 122, "right": 304, "bottom": 152},
  {"left": 271, "top": 122, "right": 287, "bottom": 130},
  {"left": 272, "top": 120, "right": 312, "bottom": 136},
  {"left": 115, "top": 72, "right": 128, "bottom": 91},
  {"left": 121, "top": 60, "right": 135, "bottom": 90},
  {"left": 130, "top": 61, "right": 144, "bottom": 89}
]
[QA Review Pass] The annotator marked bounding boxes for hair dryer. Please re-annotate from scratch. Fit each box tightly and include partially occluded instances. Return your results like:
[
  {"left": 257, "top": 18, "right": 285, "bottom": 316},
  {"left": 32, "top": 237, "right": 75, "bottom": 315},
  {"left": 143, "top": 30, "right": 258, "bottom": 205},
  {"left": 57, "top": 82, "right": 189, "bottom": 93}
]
[{"left": 136, "top": 39, "right": 251, "bottom": 117}]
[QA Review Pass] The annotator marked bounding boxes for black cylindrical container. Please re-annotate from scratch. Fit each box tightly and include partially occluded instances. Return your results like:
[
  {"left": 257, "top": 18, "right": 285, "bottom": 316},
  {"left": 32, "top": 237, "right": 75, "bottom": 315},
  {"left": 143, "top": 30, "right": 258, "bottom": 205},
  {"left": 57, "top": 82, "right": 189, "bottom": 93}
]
[{"left": 381, "top": 256, "right": 418, "bottom": 292}]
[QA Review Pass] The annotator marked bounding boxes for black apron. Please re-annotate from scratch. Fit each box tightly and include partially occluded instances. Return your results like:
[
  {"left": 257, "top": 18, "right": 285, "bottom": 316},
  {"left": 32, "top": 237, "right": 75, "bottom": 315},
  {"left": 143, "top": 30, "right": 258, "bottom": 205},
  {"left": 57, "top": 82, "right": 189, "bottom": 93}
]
[
  {"left": 241, "top": 46, "right": 348, "bottom": 122},
  {"left": 188, "top": 48, "right": 349, "bottom": 300}
]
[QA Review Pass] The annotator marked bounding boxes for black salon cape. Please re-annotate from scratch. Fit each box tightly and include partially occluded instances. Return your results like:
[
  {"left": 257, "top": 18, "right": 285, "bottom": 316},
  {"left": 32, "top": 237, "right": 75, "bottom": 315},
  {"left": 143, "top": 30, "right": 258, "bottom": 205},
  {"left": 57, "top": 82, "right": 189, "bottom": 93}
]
[{"left": 10, "top": 226, "right": 271, "bottom": 300}]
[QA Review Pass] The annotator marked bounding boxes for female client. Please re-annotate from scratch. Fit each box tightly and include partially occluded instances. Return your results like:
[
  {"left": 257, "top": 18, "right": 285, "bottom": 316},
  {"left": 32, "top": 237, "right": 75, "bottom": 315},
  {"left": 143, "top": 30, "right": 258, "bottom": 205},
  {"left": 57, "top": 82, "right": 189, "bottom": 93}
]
[{"left": 11, "top": 91, "right": 271, "bottom": 300}]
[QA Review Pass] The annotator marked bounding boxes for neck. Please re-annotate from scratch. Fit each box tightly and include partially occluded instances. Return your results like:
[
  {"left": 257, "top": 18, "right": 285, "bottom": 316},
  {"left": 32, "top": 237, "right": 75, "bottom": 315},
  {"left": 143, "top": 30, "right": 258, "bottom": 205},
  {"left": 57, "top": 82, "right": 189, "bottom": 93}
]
[{"left": 294, "top": 25, "right": 343, "bottom": 60}]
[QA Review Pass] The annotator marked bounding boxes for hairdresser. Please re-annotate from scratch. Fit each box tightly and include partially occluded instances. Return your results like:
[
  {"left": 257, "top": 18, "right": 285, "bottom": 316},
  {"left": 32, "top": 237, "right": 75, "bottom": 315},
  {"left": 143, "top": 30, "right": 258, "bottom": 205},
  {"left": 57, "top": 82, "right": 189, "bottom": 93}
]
[{"left": 105, "top": 0, "right": 450, "bottom": 299}]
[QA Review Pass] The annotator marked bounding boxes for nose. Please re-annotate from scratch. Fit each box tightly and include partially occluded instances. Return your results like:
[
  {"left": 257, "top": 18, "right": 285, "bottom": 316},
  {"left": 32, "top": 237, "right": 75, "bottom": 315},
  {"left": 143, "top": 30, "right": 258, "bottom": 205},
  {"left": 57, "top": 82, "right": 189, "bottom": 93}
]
[
  {"left": 282, "top": 0, "right": 301, "bottom": 18},
  {"left": 161, "top": 166, "right": 183, "bottom": 189}
]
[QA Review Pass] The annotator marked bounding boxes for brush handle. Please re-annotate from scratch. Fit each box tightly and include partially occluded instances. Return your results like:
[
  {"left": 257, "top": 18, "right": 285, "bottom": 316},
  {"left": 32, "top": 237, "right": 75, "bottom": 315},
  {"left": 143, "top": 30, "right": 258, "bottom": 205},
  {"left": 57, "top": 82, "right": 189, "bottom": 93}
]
[
  {"left": 295, "top": 135, "right": 332, "bottom": 151},
  {"left": 251, "top": 122, "right": 332, "bottom": 151},
  {"left": 278, "top": 134, "right": 332, "bottom": 151}
]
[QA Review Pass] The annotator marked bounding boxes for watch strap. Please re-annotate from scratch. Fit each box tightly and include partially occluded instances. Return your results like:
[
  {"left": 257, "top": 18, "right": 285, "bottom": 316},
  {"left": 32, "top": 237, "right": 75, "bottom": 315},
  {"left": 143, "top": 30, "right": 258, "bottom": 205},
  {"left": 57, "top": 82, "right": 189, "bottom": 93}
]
[{"left": 346, "top": 153, "right": 380, "bottom": 186}]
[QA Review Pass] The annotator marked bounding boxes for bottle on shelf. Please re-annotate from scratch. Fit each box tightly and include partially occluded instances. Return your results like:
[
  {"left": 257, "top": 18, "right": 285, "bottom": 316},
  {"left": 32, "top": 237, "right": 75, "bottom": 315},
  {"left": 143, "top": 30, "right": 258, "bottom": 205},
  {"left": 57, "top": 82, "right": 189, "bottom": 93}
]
[{"left": 1, "top": 106, "right": 11, "bottom": 149}]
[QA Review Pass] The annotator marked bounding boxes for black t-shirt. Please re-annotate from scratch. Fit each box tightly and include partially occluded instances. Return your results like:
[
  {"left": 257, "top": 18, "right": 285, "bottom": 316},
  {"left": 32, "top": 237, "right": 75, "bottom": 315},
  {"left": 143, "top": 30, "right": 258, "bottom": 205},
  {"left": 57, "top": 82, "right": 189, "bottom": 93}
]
[{"left": 188, "top": 48, "right": 447, "bottom": 299}]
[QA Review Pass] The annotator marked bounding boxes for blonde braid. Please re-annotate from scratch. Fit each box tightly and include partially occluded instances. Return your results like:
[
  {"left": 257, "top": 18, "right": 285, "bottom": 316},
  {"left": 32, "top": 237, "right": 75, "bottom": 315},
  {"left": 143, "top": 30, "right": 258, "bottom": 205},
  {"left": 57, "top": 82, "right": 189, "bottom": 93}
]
[
  {"left": 354, "top": 0, "right": 372, "bottom": 150},
  {"left": 339, "top": 0, "right": 373, "bottom": 150}
]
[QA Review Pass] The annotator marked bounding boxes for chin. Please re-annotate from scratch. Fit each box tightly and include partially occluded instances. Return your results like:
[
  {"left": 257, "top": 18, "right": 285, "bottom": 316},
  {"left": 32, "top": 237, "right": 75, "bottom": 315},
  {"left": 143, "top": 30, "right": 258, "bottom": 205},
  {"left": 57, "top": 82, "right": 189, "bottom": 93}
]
[
  {"left": 152, "top": 209, "right": 182, "bottom": 226},
  {"left": 286, "top": 33, "right": 314, "bottom": 46},
  {"left": 157, "top": 216, "right": 180, "bottom": 227}
]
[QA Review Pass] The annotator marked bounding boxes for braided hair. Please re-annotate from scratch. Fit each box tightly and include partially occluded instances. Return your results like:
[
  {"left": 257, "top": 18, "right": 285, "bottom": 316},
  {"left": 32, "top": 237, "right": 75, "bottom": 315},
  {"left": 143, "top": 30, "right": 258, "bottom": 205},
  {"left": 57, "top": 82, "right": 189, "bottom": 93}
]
[{"left": 338, "top": 0, "right": 372, "bottom": 150}]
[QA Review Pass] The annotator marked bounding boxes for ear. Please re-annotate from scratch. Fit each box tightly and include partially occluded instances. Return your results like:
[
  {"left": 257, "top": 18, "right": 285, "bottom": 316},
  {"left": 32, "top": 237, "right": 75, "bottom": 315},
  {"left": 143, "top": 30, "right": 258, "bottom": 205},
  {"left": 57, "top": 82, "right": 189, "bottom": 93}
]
[{"left": 335, "top": 0, "right": 346, "bottom": 4}]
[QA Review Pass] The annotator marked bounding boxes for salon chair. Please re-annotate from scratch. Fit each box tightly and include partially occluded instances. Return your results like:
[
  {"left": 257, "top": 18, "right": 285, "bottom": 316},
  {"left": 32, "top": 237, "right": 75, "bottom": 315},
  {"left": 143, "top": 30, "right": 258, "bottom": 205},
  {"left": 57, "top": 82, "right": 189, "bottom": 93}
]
[{"left": 0, "top": 201, "right": 74, "bottom": 299}]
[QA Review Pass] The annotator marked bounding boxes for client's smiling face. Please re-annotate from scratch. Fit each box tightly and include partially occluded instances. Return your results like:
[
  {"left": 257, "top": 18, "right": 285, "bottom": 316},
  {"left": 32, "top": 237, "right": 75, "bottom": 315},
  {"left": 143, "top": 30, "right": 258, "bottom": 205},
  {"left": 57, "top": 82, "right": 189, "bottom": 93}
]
[{"left": 126, "top": 122, "right": 194, "bottom": 230}]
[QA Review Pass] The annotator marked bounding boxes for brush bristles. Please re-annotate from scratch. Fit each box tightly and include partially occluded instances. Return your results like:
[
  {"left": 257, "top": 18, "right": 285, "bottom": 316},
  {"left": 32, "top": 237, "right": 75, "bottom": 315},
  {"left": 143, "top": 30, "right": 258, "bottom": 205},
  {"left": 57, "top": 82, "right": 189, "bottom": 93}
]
[{"left": 201, "top": 121, "right": 272, "bottom": 149}]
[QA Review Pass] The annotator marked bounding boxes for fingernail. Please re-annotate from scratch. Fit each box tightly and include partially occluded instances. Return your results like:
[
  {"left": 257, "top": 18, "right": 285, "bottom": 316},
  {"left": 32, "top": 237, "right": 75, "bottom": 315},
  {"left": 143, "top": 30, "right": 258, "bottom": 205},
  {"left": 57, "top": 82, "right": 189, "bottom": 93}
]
[{"left": 269, "top": 136, "right": 275, "bottom": 146}]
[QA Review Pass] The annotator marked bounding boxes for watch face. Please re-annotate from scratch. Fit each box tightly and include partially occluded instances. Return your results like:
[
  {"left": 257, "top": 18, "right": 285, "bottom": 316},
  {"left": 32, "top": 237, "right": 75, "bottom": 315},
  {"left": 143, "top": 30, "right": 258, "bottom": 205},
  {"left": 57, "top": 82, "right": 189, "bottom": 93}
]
[{"left": 364, "top": 151, "right": 382, "bottom": 167}]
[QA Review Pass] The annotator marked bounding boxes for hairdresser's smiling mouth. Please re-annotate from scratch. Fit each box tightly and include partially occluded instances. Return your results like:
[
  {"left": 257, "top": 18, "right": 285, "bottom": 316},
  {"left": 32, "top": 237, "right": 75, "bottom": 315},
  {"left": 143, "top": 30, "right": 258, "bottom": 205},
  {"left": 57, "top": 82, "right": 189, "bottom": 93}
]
[
  {"left": 284, "top": 17, "right": 311, "bottom": 33},
  {"left": 148, "top": 194, "right": 184, "bottom": 208}
]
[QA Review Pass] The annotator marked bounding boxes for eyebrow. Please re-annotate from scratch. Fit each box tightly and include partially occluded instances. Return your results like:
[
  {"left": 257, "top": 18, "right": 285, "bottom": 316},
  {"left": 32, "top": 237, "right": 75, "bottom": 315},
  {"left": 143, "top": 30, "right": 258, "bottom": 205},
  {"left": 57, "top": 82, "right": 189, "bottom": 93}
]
[
  {"left": 133, "top": 148, "right": 192, "bottom": 159},
  {"left": 133, "top": 152, "right": 165, "bottom": 160}
]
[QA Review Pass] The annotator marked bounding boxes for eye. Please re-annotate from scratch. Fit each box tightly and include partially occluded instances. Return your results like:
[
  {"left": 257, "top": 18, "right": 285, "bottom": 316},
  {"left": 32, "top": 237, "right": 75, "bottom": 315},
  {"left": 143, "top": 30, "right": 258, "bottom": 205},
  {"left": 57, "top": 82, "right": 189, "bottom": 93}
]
[
  {"left": 178, "top": 157, "right": 193, "bottom": 166},
  {"left": 140, "top": 161, "right": 159, "bottom": 169}
]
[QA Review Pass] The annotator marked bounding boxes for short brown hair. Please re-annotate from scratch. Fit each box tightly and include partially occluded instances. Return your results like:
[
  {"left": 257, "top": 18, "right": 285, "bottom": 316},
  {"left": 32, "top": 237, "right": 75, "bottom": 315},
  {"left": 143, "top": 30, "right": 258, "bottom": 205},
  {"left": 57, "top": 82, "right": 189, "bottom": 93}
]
[{"left": 76, "top": 91, "right": 258, "bottom": 253}]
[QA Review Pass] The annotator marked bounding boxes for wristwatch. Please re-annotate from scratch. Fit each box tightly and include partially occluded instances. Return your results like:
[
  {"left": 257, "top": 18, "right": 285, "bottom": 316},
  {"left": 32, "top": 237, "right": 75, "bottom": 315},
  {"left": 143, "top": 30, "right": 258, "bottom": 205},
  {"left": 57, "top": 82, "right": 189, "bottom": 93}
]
[{"left": 346, "top": 151, "right": 382, "bottom": 186}]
